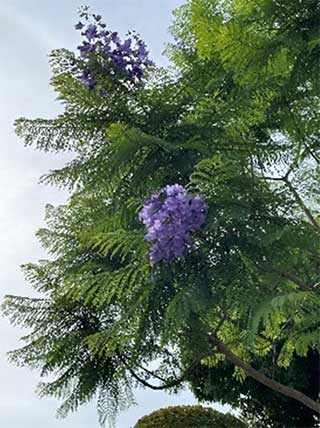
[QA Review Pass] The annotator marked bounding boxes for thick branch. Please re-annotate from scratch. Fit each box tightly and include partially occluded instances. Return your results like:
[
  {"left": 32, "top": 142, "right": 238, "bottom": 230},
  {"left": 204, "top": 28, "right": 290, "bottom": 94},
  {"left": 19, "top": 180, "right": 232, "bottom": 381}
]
[
  {"left": 208, "top": 333, "right": 320, "bottom": 414},
  {"left": 280, "top": 271, "right": 313, "bottom": 292},
  {"left": 284, "top": 178, "right": 320, "bottom": 232},
  {"left": 258, "top": 173, "right": 320, "bottom": 232}
]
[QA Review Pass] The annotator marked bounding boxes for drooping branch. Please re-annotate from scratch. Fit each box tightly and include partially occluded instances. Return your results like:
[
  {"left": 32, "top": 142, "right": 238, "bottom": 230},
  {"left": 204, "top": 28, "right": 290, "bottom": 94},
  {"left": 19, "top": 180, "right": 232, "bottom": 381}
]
[
  {"left": 119, "top": 354, "right": 197, "bottom": 391},
  {"left": 208, "top": 333, "right": 320, "bottom": 414},
  {"left": 134, "top": 362, "right": 169, "bottom": 383},
  {"left": 127, "top": 366, "right": 182, "bottom": 390},
  {"left": 127, "top": 362, "right": 197, "bottom": 391}
]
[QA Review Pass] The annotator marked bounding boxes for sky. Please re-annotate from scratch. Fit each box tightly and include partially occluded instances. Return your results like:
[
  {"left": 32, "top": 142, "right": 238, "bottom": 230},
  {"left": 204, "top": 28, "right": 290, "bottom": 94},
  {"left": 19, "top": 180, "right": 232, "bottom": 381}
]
[{"left": 0, "top": 1, "right": 229, "bottom": 427}]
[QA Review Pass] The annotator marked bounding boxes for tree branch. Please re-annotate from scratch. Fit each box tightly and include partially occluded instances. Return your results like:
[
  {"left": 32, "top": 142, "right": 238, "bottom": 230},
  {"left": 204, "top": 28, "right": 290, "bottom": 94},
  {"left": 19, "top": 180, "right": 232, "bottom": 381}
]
[
  {"left": 257, "top": 167, "right": 320, "bottom": 233},
  {"left": 280, "top": 271, "right": 313, "bottom": 292},
  {"left": 285, "top": 97, "right": 320, "bottom": 164},
  {"left": 208, "top": 333, "right": 320, "bottom": 414},
  {"left": 283, "top": 178, "right": 320, "bottom": 232},
  {"left": 133, "top": 363, "right": 169, "bottom": 383},
  {"left": 260, "top": 264, "right": 315, "bottom": 293},
  {"left": 119, "top": 354, "right": 197, "bottom": 391},
  {"left": 126, "top": 361, "right": 196, "bottom": 391}
]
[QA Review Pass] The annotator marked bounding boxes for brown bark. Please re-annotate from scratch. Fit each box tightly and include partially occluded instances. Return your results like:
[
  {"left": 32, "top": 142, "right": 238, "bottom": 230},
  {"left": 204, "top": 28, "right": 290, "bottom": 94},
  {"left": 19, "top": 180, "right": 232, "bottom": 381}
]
[{"left": 208, "top": 333, "right": 320, "bottom": 414}]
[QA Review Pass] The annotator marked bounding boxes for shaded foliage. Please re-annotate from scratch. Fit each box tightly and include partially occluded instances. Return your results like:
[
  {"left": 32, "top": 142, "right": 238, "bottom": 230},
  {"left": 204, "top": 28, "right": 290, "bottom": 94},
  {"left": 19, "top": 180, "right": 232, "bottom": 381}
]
[{"left": 3, "top": 0, "right": 320, "bottom": 426}]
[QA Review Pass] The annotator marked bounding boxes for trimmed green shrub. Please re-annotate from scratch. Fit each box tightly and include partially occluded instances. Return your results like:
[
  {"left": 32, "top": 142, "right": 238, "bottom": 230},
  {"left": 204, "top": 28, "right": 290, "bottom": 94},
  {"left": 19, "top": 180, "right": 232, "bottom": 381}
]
[{"left": 134, "top": 405, "right": 247, "bottom": 428}]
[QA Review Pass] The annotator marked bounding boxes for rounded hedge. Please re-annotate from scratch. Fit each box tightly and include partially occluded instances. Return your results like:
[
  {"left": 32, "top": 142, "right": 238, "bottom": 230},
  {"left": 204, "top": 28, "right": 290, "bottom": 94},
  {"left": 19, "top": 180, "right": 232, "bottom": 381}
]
[{"left": 134, "top": 405, "right": 247, "bottom": 428}]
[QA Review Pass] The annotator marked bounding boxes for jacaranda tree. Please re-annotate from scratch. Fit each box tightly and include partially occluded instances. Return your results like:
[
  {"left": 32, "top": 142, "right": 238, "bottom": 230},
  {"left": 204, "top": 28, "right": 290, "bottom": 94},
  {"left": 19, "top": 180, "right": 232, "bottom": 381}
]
[{"left": 3, "top": 2, "right": 320, "bottom": 427}]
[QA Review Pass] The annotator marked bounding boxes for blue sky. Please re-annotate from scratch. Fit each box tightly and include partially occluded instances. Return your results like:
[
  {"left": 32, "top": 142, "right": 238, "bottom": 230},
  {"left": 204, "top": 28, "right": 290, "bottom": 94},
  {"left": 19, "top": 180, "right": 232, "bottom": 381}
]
[{"left": 0, "top": 1, "right": 229, "bottom": 427}]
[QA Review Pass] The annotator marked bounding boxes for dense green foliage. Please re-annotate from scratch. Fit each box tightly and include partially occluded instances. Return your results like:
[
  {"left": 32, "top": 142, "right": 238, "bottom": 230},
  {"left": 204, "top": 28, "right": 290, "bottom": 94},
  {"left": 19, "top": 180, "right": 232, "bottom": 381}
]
[
  {"left": 134, "top": 405, "right": 247, "bottom": 428},
  {"left": 188, "top": 350, "right": 319, "bottom": 428},
  {"left": 3, "top": 0, "right": 320, "bottom": 426}
]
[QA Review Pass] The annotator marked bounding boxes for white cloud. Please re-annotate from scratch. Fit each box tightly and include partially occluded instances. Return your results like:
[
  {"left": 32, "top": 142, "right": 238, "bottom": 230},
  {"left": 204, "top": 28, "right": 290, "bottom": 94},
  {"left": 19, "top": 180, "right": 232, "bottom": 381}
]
[{"left": 1, "top": 3, "right": 65, "bottom": 51}]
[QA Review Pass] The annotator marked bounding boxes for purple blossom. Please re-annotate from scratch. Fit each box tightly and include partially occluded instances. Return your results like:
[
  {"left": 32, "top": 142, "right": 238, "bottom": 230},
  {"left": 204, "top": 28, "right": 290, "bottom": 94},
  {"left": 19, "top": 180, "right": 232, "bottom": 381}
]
[
  {"left": 110, "top": 52, "right": 127, "bottom": 70},
  {"left": 78, "top": 41, "right": 96, "bottom": 55},
  {"left": 136, "top": 41, "right": 149, "bottom": 59},
  {"left": 111, "top": 32, "right": 121, "bottom": 44},
  {"left": 84, "top": 24, "right": 98, "bottom": 40},
  {"left": 99, "top": 30, "right": 110, "bottom": 38},
  {"left": 131, "top": 65, "right": 143, "bottom": 80},
  {"left": 120, "top": 39, "right": 132, "bottom": 55},
  {"left": 102, "top": 43, "right": 112, "bottom": 55},
  {"left": 73, "top": 9, "right": 154, "bottom": 90},
  {"left": 164, "top": 184, "right": 185, "bottom": 196},
  {"left": 139, "top": 185, "right": 207, "bottom": 264}
]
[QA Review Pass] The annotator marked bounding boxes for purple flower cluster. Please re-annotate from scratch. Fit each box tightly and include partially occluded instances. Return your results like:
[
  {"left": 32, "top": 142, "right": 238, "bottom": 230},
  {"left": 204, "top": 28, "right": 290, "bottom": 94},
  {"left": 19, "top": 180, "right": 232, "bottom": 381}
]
[
  {"left": 74, "top": 7, "right": 154, "bottom": 89},
  {"left": 139, "top": 184, "right": 208, "bottom": 264}
]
